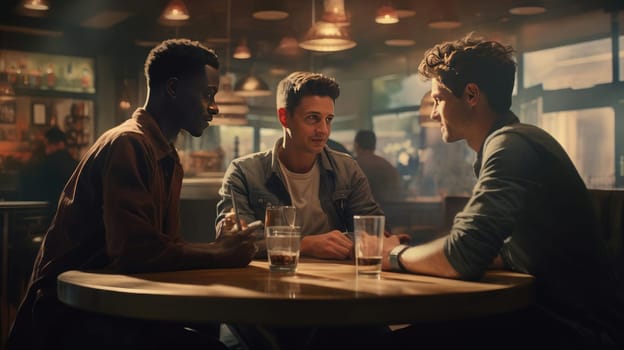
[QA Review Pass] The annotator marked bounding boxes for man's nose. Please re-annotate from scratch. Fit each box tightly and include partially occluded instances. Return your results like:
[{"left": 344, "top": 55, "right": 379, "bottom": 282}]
[
  {"left": 208, "top": 101, "right": 219, "bottom": 115},
  {"left": 317, "top": 121, "right": 329, "bottom": 134}
]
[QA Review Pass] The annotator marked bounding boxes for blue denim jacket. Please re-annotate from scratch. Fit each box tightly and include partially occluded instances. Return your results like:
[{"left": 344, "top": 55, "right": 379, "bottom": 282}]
[{"left": 216, "top": 138, "right": 384, "bottom": 237}]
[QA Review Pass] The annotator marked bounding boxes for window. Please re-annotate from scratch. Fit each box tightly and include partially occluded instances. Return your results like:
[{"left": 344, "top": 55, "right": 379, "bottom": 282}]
[
  {"left": 539, "top": 107, "right": 615, "bottom": 188},
  {"left": 524, "top": 38, "right": 612, "bottom": 90},
  {"left": 259, "top": 127, "right": 281, "bottom": 153},
  {"left": 372, "top": 73, "right": 430, "bottom": 111},
  {"left": 372, "top": 111, "right": 418, "bottom": 167}
]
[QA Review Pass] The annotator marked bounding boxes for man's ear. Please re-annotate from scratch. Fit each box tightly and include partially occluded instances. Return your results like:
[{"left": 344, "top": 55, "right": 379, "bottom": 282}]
[
  {"left": 278, "top": 108, "right": 288, "bottom": 127},
  {"left": 166, "top": 77, "right": 179, "bottom": 98},
  {"left": 464, "top": 83, "right": 480, "bottom": 106}
]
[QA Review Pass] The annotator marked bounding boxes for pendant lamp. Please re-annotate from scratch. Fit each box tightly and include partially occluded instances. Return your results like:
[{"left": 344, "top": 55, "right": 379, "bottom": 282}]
[
  {"left": 234, "top": 73, "right": 271, "bottom": 97},
  {"left": 375, "top": 5, "right": 399, "bottom": 24},
  {"left": 161, "top": 0, "right": 190, "bottom": 21},
  {"left": 428, "top": 0, "right": 461, "bottom": 30},
  {"left": 213, "top": 74, "right": 250, "bottom": 125},
  {"left": 22, "top": 0, "right": 49, "bottom": 11},
  {"left": 252, "top": 0, "right": 289, "bottom": 20},
  {"left": 299, "top": 0, "right": 356, "bottom": 52},
  {"left": 509, "top": 0, "right": 546, "bottom": 15}
]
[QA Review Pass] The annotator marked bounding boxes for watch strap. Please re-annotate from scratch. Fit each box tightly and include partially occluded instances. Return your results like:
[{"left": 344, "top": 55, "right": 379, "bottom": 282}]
[{"left": 389, "top": 244, "right": 410, "bottom": 272}]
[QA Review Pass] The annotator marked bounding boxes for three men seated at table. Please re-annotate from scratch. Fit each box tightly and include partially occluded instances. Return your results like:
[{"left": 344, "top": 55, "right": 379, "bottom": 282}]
[{"left": 9, "top": 33, "right": 622, "bottom": 350}]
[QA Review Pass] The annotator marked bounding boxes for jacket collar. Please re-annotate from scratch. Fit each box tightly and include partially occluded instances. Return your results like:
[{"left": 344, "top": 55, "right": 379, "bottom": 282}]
[{"left": 132, "top": 108, "right": 177, "bottom": 161}]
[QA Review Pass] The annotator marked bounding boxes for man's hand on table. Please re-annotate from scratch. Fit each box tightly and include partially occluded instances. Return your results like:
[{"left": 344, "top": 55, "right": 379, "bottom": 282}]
[
  {"left": 212, "top": 210, "right": 260, "bottom": 267},
  {"left": 301, "top": 230, "right": 353, "bottom": 260},
  {"left": 211, "top": 226, "right": 258, "bottom": 267}
]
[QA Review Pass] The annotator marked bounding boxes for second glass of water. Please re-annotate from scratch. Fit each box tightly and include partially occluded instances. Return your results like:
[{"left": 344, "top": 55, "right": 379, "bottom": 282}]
[{"left": 354, "top": 215, "right": 385, "bottom": 278}]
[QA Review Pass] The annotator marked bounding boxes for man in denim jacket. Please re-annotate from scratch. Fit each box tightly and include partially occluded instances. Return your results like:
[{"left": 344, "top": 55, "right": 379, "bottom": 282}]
[{"left": 216, "top": 71, "right": 405, "bottom": 259}]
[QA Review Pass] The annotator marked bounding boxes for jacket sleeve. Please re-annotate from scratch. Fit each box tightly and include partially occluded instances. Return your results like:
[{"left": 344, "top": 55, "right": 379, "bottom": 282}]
[{"left": 101, "top": 135, "right": 218, "bottom": 272}]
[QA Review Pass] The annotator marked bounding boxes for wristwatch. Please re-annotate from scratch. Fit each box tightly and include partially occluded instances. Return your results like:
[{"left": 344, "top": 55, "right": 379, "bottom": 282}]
[{"left": 388, "top": 244, "right": 410, "bottom": 272}]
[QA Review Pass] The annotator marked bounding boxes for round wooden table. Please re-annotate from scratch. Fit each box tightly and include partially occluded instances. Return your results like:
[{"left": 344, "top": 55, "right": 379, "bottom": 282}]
[{"left": 57, "top": 260, "right": 534, "bottom": 327}]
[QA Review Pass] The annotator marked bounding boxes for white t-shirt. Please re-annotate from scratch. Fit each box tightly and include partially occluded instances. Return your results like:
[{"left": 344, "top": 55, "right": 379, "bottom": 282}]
[{"left": 278, "top": 158, "right": 332, "bottom": 235}]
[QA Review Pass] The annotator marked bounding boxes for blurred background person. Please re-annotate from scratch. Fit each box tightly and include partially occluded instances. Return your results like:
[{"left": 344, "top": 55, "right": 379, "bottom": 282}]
[
  {"left": 19, "top": 127, "right": 77, "bottom": 226},
  {"left": 353, "top": 129, "right": 401, "bottom": 204}
]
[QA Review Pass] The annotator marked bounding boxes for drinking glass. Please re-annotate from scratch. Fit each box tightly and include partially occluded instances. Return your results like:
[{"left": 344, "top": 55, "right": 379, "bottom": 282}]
[
  {"left": 354, "top": 215, "right": 385, "bottom": 278},
  {"left": 266, "top": 225, "right": 301, "bottom": 273}
]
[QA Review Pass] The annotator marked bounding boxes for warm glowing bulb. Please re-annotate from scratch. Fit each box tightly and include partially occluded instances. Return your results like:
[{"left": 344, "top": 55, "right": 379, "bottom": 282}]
[
  {"left": 23, "top": 0, "right": 49, "bottom": 10},
  {"left": 375, "top": 5, "right": 399, "bottom": 24}
]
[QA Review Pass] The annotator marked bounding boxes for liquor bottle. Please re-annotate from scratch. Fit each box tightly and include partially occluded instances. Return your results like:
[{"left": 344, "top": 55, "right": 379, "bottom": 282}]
[{"left": 46, "top": 64, "right": 56, "bottom": 88}]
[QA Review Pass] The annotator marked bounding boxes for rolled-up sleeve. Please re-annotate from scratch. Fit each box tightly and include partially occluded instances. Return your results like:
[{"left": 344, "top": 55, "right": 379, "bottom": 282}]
[{"left": 444, "top": 132, "right": 540, "bottom": 280}]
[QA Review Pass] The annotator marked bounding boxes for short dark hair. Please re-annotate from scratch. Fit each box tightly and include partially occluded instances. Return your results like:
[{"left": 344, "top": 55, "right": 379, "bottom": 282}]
[
  {"left": 276, "top": 71, "right": 340, "bottom": 116},
  {"left": 144, "top": 38, "right": 219, "bottom": 88},
  {"left": 44, "top": 127, "right": 67, "bottom": 144},
  {"left": 418, "top": 33, "right": 516, "bottom": 114},
  {"left": 355, "top": 130, "right": 376, "bottom": 151}
]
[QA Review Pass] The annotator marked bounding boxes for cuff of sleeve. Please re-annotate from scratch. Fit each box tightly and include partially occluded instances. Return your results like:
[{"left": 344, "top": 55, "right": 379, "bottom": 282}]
[{"left": 389, "top": 244, "right": 410, "bottom": 272}]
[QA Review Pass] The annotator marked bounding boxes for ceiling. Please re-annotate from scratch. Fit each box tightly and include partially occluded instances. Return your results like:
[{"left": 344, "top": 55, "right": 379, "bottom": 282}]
[{"left": 0, "top": 0, "right": 619, "bottom": 76}]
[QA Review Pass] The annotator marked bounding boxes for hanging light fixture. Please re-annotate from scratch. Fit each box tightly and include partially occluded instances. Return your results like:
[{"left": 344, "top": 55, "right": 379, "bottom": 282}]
[
  {"left": 375, "top": 5, "right": 399, "bottom": 24},
  {"left": 428, "top": 0, "right": 461, "bottom": 29},
  {"left": 234, "top": 72, "right": 271, "bottom": 97},
  {"left": 299, "top": 0, "right": 356, "bottom": 52},
  {"left": 213, "top": 0, "right": 249, "bottom": 125},
  {"left": 161, "top": 0, "right": 190, "bottom": 21},
  {"left": 213, "top": 74, "right": 250, "bottom": 125},
  {"left": 275, "top": 36, "right": 301, "bottom": 56},
  {"left": 509, "top": 0, "right": 546, "bottom": 15},
  {"left": 22, "top": 0, "right": 49, "bottom": 11},
  {"left": 321, "top": 0, "right": 350, "bottom": 26},
  {"left": 252, "top": 0, "right": 289, "bottom": 20},
  {"left": 233, "top": 38, "right": 251, "bottom": 59}
]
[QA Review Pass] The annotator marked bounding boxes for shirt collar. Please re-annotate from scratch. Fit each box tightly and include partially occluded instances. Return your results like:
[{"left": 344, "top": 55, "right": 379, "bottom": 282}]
[{"left": 132, "top": 108, "right": 177, "bottom": 161}]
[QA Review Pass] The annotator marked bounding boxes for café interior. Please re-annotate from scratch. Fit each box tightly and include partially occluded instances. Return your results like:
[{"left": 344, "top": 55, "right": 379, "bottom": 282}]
[{"left": 0, "top": 0, "right": 623, "bottom": 347}]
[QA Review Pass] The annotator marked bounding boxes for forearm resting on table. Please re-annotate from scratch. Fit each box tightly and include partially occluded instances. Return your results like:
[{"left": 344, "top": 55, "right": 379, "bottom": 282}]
[
  {"left": 399, "top": 237, "right": 503, "bottom": 278},
  {"left": 399, "top": 236, "right": 460, "bottom": 278}
]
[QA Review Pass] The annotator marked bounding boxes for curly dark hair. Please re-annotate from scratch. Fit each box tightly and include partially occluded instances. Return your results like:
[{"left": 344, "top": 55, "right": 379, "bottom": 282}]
[
  {"left": 144, "top": 38, "right": 219, "bottom": 88},
  {"left": 276, "top": 71, "right": 340, "bottom": 116},
  {"left": 418, "top": 33, "right": 516, "bottom": 114}
]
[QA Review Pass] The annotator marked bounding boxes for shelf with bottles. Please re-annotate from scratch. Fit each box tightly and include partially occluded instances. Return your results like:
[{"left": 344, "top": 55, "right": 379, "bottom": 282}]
[
  {"left": 63, "top": 102, "right": 92, "bottom": 159},
  {"left": 0, "top": 49, "right": 95, "bottom": 94}
]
